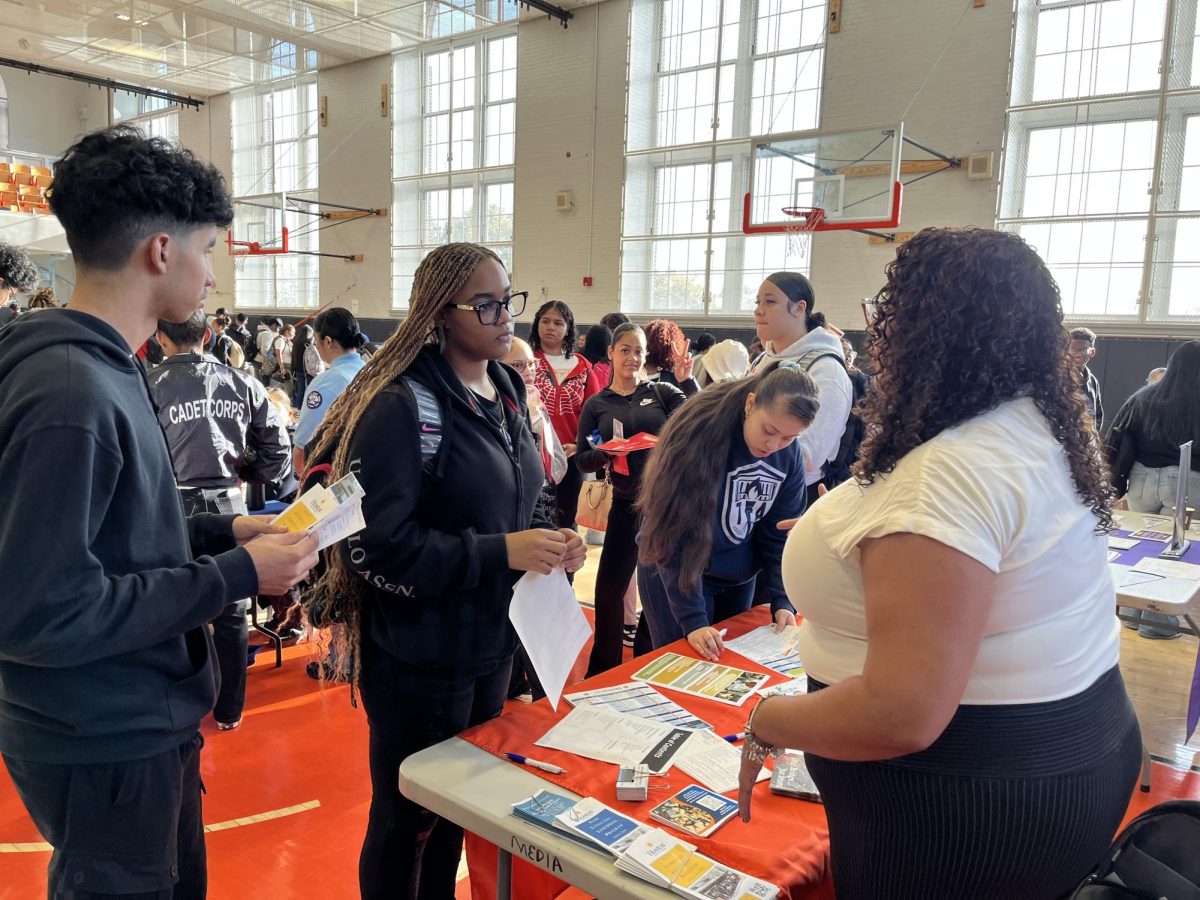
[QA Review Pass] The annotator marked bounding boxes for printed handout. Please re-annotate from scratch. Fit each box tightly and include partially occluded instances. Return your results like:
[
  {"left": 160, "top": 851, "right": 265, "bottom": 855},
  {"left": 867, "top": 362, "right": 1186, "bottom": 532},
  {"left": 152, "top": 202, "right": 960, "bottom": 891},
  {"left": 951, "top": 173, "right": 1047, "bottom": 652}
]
[
  {"left": 564, "top": 682, "right": 712, "bottom": 732},
  {"left": 723, "top": 625, "right": 805, "bottom": 678},
  {"left": 271, "top": 472, "right": 366, "bottom": 549},
  {"left": 535, "top": 705, "right": 694, "bottom": 774},
  {"left": 632, "top": 653, "right": 771, "bottom": 707},
  {"left": 675, "top": 728, "right": 769, "bottom": 795}
]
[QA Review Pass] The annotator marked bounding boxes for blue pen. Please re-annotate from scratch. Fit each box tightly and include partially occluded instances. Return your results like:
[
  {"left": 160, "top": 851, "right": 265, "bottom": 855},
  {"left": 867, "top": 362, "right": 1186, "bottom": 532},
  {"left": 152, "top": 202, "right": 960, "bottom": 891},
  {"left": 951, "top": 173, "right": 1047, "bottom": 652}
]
[
  {"left": 723, "top": 733, "right": 744, "bottom": 743},
  {"left": 504, "top": 752, "right": 567, "bottom": 774}
]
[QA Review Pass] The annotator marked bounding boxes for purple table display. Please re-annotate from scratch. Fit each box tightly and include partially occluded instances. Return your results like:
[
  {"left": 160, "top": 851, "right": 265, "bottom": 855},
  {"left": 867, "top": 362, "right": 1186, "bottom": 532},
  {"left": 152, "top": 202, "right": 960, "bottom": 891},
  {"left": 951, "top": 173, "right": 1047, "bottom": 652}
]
[{"left": 1111, "top": 529, "right": 1200, "bottom": 742}]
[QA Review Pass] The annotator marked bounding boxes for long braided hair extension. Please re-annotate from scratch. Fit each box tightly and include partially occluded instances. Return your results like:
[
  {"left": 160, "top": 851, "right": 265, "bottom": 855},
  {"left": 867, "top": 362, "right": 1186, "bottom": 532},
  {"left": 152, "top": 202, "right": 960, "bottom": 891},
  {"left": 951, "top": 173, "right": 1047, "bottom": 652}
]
[{"left": 303, "top": 242, "right": 503, "bottom": 687}]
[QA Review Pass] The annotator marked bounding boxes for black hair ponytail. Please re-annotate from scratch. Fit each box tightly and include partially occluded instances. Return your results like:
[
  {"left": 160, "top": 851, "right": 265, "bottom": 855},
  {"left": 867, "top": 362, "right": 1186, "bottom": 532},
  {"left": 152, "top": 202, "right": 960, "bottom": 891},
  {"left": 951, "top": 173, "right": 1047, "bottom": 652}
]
[
  {"left": 767, "top": 271, "right": 824, "bottom": 331},
  {"left": 314, "top": 306, "right": 366, "bottom": 351}
]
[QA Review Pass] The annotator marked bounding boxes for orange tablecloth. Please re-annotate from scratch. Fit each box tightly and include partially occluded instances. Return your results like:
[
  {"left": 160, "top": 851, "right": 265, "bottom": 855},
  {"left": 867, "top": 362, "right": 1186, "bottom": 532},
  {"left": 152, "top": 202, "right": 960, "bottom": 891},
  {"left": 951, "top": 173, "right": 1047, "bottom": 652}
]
[{"left": 461, "top": 606, "right": 833, "bottom": 900}]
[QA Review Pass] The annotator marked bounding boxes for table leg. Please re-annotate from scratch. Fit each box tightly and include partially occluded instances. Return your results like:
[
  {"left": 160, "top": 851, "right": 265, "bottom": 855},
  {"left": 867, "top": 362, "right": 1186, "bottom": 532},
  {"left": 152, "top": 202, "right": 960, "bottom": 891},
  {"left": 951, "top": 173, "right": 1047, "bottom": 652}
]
[
  {"left": 496, "top": 846, "right": 512, "bottom": 900},
  {"left": 1140, "top": 743, "right": 1152, "bottom": 793}
]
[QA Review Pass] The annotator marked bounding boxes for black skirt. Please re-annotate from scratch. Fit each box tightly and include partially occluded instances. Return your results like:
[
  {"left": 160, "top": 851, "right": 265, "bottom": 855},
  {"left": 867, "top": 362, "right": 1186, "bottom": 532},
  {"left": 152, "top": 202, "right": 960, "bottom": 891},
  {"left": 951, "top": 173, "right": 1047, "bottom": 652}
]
[{"left": 805, "top": 665, "right": 1141, "bottom": 900}]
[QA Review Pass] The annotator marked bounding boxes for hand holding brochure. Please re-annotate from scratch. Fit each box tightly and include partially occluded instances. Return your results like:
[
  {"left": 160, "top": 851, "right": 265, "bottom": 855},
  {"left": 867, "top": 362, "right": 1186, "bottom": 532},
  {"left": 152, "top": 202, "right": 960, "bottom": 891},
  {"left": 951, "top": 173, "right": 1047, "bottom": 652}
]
[{"left": 271, "top": 473, "right": 366, "bottom": 551}]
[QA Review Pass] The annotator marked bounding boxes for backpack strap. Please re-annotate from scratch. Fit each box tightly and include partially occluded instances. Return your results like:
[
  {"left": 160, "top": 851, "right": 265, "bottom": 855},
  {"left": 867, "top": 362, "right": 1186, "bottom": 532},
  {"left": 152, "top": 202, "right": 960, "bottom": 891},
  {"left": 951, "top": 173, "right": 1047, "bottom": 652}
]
[
  {"left": 794, "top": 349, "right": 846, "bottom": 373},
  {"left": 402, "top": 375, "right": 444, "bottom": 479}
]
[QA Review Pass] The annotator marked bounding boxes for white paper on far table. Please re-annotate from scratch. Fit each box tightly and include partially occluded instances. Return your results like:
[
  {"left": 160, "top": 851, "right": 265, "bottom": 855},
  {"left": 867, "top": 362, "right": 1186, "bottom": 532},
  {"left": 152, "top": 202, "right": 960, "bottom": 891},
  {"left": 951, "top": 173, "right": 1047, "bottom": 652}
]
[
  {"left": 509, "top": 569, "right": 591, "bottom": 710},
  {"left": 1133, "top": 558, "right": 1200, "bottom": 582},
  {"left": 1107, "top": 537, "right": 1139, "bottom": 550}
]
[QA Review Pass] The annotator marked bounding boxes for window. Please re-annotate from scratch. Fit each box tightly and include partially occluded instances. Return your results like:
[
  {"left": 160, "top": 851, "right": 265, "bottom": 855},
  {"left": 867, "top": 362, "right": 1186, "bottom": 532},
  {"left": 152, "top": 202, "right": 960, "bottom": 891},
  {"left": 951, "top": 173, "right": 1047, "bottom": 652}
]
[
  {"left": 622, "top": 0, "right": 826, "bottom": 317},
  {"left": 230, "top": 78, "right": 320, "bottom": 309},
  {"left": 392, "top": 31, "right": 516, "bottom": 308},
  {"left": 0, "top": 74, "right": 8, "bottom": 151},
  {"left": 1001, "top": 0, "right": 1200, "bottom": 324},
  {"left": 112, "top": 93, "right": 179, "bottom": 142}
]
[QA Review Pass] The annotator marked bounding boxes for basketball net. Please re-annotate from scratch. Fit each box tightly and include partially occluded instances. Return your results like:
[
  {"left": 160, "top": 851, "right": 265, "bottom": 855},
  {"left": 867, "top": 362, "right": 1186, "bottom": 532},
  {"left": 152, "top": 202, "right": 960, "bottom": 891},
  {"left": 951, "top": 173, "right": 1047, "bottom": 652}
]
[{"left": 783, "top": 206, "right": 824, "bottom": 262}]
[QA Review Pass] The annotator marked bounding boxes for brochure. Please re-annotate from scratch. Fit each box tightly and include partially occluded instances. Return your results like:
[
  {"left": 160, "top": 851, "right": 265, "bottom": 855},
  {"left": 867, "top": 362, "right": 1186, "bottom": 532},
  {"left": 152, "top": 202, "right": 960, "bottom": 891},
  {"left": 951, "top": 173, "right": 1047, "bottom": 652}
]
[
  {"left": 552, "top": 797, "right": 649, "bottom": 857},
  {"left": 632, "top": 653, "right": 771, "bottom": 707},
  {"left": 675, "top": 728, "right": 769, "bottom": 795},
  {"left": 535, "top": 705, "right": 694, "bottom": 774},
  {"left": 616, "top": 829, "right": 780, "bottom": 899},
  {"left": 271, "top": 472, "right": 366, "bottom": 550},
  {"left": 757, "top": 676, "right": 808, "bottom": 698},
  {"left": 511, "top": 791, "right": 603, "bottom": 853},
  {"left": 649, "top": 785, "right": 739, "bottom": 838},
  {"left": 723, "top": 625, "right": 805, "bottom": 678},
  {"left": 769, "top": 751, "right": 821, "bottom": 802},
  {"left": 564, "top": 682, "right": 712, "bottom": 732}
]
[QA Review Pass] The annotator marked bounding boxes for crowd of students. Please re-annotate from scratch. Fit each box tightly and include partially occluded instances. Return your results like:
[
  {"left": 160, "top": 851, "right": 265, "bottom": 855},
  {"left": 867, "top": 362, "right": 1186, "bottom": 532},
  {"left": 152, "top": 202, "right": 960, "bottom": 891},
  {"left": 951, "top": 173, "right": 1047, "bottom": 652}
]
[{"left": 1, "top": 124, "right": 1199, "bottom": 900}]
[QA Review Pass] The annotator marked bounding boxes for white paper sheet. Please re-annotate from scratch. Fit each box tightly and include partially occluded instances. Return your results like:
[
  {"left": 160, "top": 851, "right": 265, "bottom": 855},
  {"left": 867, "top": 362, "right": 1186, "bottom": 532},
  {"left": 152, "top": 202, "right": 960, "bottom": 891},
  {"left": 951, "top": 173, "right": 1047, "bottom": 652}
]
[
  {"left": 310, "top": 498, "right": 366, "bottom": 551},
  {"left": 1107, "top": 537, "right": 1139, "bottom": 550},
  {"left": 1113, "top": 565, "right": 1198, "bottom": 605},
  {"left": 509, "top": 569, "right": 591, "bottom": 710},
  {"left": 723, "top": 625, "right": 805, "bottom": 678},
  {"left": 1111, "top": 564, "right": 1164, "bottom": 588},
  {"left": 1133, "top": 558, "right": 1200, "bottom": 582},
  {"left": 674, "top": 728, "right": 769, "bottom": 794},
  {"left": 564, "top": 682, "right": 712, "bottom": 731},
  {"left": 535, "top": 705, "right": 693, "bottom": 774}
]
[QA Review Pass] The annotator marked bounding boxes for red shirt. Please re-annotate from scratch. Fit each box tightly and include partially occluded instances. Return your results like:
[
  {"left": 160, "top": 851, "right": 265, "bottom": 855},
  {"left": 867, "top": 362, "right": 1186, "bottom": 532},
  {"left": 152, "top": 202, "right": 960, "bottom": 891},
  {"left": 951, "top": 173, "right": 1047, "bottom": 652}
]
[{"left": 533, "top": 350, "right": 601, "bottom": 446}]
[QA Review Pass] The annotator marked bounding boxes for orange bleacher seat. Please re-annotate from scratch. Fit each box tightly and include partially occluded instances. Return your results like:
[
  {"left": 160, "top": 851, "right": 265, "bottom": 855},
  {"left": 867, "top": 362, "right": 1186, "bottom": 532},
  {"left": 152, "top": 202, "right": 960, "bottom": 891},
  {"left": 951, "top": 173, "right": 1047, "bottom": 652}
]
[
  {"left": 0, "top": 163, "right": 8, "bottom": 174},
  {"left": 10, "top": 164, "right": 30, "bottom": 175},
  {"left": 10, "top": 173, "right": 33, "bottom": 187},
  {"left": 34, "top": 175, "right": 53, "bottom": 189},
  {"left": 31, "top": 166, "right": 51, "bottom": 178},
  {"left": 0, "top": 182, "right": 13, "bottom": 193},
  {"left": 18, "top": 184, "right": 38, "bottom": 197},
  {"left": 0, "top": 191, "right": 18, "bottom": 209}
]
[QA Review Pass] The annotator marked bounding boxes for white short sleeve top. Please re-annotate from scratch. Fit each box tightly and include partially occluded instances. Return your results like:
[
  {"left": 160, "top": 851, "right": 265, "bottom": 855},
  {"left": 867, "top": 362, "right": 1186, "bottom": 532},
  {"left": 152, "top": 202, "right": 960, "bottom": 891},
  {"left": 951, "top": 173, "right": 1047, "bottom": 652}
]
[{"left": 783, "top": 397, "right": 1119, "bottom": 704}]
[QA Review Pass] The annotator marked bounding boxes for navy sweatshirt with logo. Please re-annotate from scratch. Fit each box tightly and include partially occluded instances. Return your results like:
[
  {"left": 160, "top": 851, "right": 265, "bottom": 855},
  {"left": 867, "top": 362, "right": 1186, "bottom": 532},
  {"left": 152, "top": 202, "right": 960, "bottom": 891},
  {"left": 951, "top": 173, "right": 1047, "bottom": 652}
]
[
  {"left": 0, "top": 310, "right": 258, "bottom": 764},
  {"left": 657, "top": 423, "right": 807, "bottom": 635},
  {"left": 342, "top": 345, "right": 558, "bottom": 667}
]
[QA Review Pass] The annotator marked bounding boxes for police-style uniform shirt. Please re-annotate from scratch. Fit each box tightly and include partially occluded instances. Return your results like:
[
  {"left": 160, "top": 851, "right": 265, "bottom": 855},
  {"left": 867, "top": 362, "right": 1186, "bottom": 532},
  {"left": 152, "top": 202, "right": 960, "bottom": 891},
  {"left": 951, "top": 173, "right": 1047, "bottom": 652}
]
[
  {"left": 148, "top": 352, "right": 292, "bottom": 489},
  {"left": 294, "top": 351, "right": 366, "bottom": 449}
]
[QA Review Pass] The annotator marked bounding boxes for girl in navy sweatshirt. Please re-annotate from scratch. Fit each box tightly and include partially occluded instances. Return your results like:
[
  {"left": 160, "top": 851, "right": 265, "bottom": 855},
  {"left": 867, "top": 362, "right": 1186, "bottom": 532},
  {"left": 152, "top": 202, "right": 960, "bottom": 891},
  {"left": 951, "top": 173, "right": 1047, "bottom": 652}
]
[
  {"left": 576, "top": 323, "right": 688, "bottom": 675},
  {"left": 636, "top": 366, "right": 819, "bottom": 660}
]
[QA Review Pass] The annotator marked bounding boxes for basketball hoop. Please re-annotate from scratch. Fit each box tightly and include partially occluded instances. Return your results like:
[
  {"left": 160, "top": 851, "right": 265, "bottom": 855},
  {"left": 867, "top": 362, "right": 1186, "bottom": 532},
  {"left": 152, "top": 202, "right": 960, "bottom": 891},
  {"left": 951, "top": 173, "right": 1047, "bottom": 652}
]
[
  {"left": 228, "top": 227, "right": 290, "bottom": 272},
  {"left": 782, "top": 206, "right": 824, "bottom": 260}
]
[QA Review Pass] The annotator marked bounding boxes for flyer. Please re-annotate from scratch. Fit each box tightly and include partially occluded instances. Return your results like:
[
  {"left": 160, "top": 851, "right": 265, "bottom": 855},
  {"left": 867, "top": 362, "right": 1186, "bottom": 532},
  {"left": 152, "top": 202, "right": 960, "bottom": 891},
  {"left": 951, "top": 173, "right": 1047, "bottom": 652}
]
[{"left": 632, "top": 652, "right": 771, "bottom": 707}]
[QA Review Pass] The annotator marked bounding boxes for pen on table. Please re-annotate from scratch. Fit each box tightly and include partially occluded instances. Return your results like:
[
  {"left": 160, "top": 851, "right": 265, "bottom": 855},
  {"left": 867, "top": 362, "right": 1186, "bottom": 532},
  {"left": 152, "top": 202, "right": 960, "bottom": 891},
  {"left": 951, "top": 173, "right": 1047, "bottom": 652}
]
[
  {"left": 723, "top": 732, "right": 744, "bottom": 743},
  {"left": 504, "top": 752, "right": 567, "bottom": 774}
]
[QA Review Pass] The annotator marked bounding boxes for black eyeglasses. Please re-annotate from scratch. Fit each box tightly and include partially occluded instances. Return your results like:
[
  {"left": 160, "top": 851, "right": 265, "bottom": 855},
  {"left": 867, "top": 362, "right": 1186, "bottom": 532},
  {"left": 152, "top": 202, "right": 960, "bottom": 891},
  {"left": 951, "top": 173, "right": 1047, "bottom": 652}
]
[{"left": 447, "top": 291, "right": 528, "bottom": 326}]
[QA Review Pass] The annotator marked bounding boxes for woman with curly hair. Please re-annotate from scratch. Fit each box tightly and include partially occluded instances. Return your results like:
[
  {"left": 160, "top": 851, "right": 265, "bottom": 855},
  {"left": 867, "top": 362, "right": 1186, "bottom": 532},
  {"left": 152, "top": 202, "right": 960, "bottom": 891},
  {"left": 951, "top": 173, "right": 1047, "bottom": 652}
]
[
  {"left": 303, "top": 244, "right": 586, "bottom": 898},
  {"left": 529, "top": 299, "right": 601, "bottom": 530},
  {"left": 737, "top": 228, "right": 1140, "bottom": 900},
  {"left": 643, "top": 318, "right": 698, "bottom": 396}
]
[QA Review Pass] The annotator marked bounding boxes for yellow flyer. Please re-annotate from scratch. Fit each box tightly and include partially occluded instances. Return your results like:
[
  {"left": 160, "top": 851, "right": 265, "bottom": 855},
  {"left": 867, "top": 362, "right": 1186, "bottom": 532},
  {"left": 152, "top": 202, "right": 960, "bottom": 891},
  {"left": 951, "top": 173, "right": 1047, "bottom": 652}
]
[{"left": 631, "top": 652, "right": 770, "bottom": 707}]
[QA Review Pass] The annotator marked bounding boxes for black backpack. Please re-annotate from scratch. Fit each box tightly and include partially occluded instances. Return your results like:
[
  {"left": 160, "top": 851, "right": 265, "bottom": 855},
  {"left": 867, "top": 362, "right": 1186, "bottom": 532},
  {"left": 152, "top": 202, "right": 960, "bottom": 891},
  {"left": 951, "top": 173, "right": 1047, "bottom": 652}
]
[
  {"left": 1069, "top": 800, "right": 1200, "bottom": 899},
  {"left": 794, "top": 349, "right": 866, "bottom": 489}
]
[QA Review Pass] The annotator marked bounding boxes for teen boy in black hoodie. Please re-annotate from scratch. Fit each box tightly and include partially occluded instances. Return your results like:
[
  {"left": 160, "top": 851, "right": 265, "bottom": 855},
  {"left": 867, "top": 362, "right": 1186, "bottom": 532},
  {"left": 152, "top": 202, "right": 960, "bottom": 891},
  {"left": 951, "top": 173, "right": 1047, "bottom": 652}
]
[{"left": 0, "top": 126, "right": 318, "bottom": 899}]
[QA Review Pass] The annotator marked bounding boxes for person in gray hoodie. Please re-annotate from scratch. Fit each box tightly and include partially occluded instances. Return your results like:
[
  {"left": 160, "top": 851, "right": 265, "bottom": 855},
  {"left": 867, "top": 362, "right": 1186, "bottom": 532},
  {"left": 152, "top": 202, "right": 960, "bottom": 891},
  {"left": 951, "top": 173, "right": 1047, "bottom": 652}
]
[{"left": 750, "top": 271, "right": 854, "bottom": 505}]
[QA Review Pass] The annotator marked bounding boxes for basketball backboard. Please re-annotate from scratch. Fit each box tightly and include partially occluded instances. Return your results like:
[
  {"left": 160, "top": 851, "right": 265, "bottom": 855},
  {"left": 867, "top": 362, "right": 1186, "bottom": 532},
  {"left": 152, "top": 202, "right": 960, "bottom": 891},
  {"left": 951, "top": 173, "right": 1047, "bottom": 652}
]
[
  {"left": 743, "top": 124, "right": 905, "bottom": 234},
  {"left": 228, "top": 193, "right": 290, "bottom": 256}
]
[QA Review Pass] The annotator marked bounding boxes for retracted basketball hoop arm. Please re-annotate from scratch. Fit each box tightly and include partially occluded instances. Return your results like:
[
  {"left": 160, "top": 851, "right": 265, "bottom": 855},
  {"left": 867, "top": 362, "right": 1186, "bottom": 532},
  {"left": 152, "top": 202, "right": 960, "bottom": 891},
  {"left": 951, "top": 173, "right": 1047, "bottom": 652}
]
[{"left": 228, "top": 194, "right": 385, "bottom": 263}]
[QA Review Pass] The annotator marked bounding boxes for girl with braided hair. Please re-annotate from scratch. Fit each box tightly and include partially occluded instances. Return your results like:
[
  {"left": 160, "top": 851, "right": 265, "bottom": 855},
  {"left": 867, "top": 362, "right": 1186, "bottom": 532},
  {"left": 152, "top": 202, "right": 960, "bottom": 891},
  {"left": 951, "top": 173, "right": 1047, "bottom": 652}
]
[{"left": 303, "top": 242, "right": 586, "bottom": 899}]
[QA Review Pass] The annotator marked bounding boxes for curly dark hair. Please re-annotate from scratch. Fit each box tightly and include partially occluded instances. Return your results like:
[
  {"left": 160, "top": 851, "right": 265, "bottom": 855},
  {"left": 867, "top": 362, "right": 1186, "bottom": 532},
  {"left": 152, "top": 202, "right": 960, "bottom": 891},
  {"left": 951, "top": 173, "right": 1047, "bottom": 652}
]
[
  {"left": 645, "top": 319, "right": 685, "bottom": 371},
  {"left": 854, "top": 227, "right": 1112, "bottom": 529},
  {"left": 0, "top": 242, "right": 39, "bottom": 293},
  {"left": 48, "top": 125, "right": 233, "bottom": 271},
  {"left": 529, "top": 300, "right": 578, "bottom": 359}
]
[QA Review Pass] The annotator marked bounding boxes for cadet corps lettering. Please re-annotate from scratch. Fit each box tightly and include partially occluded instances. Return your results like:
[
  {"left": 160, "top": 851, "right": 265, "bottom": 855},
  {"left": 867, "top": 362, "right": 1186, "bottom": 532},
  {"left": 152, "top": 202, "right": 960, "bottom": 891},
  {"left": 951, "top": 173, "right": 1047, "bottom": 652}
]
[
  {"left": 509, "top": 836, "right": 563, "bottom": 874},
  {"left": 167, "top": 398, "right": 248, "bottom": 425}
]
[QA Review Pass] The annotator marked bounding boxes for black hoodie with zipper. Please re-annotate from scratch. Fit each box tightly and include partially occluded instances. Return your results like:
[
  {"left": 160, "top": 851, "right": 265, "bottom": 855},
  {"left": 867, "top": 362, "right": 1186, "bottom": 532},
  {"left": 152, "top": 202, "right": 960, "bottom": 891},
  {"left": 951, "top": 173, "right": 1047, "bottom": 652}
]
[
  {"left": 0, "top": 310, "right": 258, "bottom": 765},
  {"left": 343, "top": 345, "right": 557, "bottom": 666}
]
